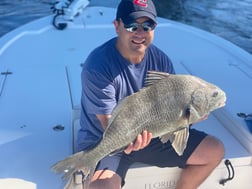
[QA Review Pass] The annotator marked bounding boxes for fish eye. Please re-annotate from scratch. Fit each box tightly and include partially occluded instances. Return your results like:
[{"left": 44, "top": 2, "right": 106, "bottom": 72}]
[{"left": 212, "top": 91, "right": 218, "bottom": 97}]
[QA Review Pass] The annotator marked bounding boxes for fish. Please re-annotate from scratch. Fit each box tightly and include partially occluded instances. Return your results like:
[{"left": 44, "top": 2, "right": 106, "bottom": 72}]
[{"left": 51, "top": 71, "right": 226, "bottom": 188}]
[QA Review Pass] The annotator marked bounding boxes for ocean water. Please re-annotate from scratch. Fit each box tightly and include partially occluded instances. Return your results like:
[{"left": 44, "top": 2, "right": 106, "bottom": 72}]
[{"left": 0, "top": 0, "right": 251, "bottom": 54}]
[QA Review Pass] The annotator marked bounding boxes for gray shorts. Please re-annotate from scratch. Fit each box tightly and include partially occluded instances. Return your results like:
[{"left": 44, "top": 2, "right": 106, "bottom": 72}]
[{"left": 95, "top": 128, "right": 207, "bottom": 186}]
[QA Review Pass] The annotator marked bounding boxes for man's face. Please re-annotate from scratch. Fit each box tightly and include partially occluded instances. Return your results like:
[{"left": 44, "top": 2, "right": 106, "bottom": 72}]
[{"left": 114, "top": 17, "right": 156, "bottom": 63}]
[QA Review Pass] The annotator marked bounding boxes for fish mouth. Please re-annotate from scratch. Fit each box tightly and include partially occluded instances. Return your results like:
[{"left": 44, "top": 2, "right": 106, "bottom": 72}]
[{"left": 219, "top": 100, "right": 226, "bottom": 108}]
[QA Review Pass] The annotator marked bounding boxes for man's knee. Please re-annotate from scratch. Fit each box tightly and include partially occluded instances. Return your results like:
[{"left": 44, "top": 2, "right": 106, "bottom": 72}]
[
  {"left": 187, "top": 135, "right": 225, "bottom": 165},
  {"left": 205, "top": 135, "right": 225, "bottom": 161}
]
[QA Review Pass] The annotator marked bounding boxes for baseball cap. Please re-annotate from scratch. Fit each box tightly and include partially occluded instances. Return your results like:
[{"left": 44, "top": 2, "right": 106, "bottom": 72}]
[{"left": 116, "top": 0, "right": 157, "bottom": 25}]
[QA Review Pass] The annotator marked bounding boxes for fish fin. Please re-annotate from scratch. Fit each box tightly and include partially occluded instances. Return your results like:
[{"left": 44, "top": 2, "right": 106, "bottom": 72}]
[
  {"left": 144, "top": 71, "right": 171, "bottom": 87},
  {"left": 160, "top": 133, "right": 174, "bottom": 144},
  {"left": 188, "top": 105, "right": 202, "bottom": 124},
  {"left": 51, "top": 151, "right": 98, "bottom": 189},
  {"left": 171, "top": 127, "right": 189, "bottom": 156}
]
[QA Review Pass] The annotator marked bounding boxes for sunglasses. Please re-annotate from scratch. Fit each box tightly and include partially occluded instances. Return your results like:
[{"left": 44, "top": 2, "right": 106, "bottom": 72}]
[{"left": 123, "top": 20, "right": 156, "bottom": 32}]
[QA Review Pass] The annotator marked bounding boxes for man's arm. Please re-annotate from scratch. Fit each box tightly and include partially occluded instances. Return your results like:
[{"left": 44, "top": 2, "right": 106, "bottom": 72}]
[{"left": 96, "top": 114, "right": 152, "bottom": 154}]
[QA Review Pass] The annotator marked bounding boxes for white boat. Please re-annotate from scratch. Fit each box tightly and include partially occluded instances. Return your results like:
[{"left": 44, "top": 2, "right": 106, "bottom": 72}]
[{"left": 0, "top": 0, "right": 252, "bottom": 188}]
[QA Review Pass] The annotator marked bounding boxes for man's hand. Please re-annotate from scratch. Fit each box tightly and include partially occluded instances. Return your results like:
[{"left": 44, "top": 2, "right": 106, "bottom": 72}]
[{"left": 124, "top": 130, "right": 152, "bottom": 154}]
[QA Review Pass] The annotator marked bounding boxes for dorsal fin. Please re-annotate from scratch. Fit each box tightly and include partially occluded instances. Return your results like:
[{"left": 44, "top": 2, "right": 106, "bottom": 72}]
[{"left": 144, "top": 71, "right": 170, "bottom": 87}]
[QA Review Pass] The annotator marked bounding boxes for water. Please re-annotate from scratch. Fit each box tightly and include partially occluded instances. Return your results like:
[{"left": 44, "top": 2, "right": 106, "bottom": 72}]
[{"left": 0, "top": 0, "right": 251, "bottom": 54}]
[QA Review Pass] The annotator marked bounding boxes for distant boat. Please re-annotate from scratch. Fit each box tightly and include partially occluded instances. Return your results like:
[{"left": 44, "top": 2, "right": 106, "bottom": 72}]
[{"left": 0, "top": 0, "right": 251, "bottom": 188}]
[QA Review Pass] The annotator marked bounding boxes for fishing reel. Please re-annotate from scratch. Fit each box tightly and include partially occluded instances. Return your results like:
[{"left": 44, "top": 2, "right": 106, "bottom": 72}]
[
  {"left": 237, "top": 112, "right": 252, "bottom": 133},
  {"left": 51, "top": 0, "right": 90, "bottom": 30}
]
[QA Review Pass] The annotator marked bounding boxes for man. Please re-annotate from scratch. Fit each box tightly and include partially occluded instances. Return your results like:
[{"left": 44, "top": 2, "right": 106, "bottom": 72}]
[{"left": 77, "top": 0, "right": 225, "bottom": 188}]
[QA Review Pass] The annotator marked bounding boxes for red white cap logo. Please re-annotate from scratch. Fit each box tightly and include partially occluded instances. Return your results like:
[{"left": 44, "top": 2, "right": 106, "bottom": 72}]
[{"left": 134, "top": 0, "right": 148, "bottom": 8}]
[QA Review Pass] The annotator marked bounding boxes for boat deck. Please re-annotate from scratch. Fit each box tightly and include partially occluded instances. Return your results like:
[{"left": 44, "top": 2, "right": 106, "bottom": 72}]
[{"left": 0, "top": 6, "right": 252, "bottom": 189}]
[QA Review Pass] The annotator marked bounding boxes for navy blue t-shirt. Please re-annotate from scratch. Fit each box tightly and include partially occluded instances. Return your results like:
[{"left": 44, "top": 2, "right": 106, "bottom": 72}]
[{"left": 77, "top": 37, "right": 175, "bottom": 151}]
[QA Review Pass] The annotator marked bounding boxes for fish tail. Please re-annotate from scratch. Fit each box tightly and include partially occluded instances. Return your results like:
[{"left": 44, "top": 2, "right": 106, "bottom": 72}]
[{"left": 51, "top": 151, "right": 98, "bottom": 189}]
